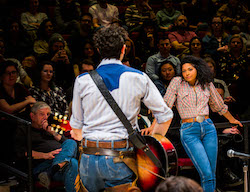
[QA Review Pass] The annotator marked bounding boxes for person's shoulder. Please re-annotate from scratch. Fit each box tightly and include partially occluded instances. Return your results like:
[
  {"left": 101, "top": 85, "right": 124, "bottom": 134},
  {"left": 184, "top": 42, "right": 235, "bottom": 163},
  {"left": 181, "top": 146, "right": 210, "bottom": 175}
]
[{"left": 172, "top": 76, "right": 182, "bottom": 84}]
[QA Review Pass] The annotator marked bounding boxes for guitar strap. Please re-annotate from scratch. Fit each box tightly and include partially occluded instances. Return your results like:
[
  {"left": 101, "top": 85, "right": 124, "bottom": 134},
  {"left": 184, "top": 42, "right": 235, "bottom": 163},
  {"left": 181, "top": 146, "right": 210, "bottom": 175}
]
[{"left": 89, "top": 70, "right": 163, "bottom": 169}]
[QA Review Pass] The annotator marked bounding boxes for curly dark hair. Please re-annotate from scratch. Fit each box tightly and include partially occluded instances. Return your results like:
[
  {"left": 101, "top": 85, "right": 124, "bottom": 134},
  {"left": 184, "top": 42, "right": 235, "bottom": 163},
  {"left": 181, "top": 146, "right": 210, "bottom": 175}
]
[
  {"left": 93, "top": 25, "right": 128, "bottom": 60},
  {"left": 0, "top": 60, "right": 19, "bottom": 77},
  {"left": 181, "top": 55, "right": 213, "bottom": 89}
]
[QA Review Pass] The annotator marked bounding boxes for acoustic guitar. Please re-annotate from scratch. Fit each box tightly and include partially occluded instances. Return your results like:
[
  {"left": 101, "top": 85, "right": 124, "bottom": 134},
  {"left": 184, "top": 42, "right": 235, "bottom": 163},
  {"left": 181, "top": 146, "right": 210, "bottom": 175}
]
[{"left": 136, "top": 134, "right": 178, "bottom": 192}]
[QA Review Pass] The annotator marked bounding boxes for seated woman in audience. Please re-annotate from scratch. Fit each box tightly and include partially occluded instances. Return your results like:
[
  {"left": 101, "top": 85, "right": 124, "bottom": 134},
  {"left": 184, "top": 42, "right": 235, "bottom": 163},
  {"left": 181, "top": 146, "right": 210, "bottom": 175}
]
[
  {"left": 204, "top": 57, "right": 235, "bottom": 104},
  {"left": 218, "top": 34, "right": 248, "bottom": 85},
  {"left": 20, "top": 0, "right": 48, "bottom": 41},
  {"left": 154, "top": 60, "right": 178, "bottom": 97},
  {"left": 124, "top": 38, "right": 141, "bottom": 70},
  {"left": 178, "top": 36, "right": 205, "bottom": 59},
  {"left": 33, "top": 19, "right": 55, "bottom": 57},
  {"left": 29, "top": 61, "right": 68, "bottom": 115},
  {"left": 0, "top": 60, "right": 36, "bottom": 119}
]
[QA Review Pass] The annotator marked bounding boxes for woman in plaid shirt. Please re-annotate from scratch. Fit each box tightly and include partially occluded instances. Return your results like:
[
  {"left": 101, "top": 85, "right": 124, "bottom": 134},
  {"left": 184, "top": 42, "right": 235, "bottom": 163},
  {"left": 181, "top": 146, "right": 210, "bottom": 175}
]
[{"left": 142, "top": 55, "right": 242, "bottom": 192}]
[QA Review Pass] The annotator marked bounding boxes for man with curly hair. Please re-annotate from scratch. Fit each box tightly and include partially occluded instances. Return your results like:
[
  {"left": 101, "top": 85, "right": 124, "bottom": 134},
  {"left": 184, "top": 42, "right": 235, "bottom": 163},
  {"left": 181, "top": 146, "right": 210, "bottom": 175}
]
[{"left": 70, "top": 24, "right": 173, "bottom": 192}]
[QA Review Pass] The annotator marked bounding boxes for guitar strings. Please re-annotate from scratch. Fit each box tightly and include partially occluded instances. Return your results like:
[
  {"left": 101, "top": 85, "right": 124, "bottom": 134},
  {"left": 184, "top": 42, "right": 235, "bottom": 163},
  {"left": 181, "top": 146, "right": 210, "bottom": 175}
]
[{"left": 137, "top": 164, "right": 166, "bottom": 180}]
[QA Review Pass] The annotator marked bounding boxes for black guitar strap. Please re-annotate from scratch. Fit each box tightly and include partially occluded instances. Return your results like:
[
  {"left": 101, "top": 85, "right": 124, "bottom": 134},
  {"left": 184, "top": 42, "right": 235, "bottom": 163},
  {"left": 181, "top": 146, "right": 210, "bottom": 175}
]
[{"left": 89, "top": 70, "right": 163, "bottom": 169}]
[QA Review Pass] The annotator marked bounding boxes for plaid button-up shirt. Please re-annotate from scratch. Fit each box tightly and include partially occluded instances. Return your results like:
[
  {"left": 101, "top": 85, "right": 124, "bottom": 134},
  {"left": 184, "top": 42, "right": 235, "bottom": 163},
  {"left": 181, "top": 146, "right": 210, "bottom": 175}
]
[{"left": 164, "top": 77, "right": 228, "bottom": 120}]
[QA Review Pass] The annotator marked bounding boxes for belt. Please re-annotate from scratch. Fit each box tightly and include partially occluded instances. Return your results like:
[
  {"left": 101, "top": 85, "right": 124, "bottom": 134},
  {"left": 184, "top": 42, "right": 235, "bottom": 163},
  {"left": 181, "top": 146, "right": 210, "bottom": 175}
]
[
  {"left": 82, "top": 147, "right": 135, "bottom": 157},
  {"left": 182, "top": 115, "right": 209, "bottom": 123},
  {"left": 82, "top": 139, "right": 133, "bottom": 149}
]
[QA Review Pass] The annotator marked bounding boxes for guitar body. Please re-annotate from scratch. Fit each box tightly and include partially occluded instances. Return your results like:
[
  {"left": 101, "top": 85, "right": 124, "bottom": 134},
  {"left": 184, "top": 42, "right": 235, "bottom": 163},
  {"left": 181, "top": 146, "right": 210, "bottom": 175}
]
[{"left": 136, "top": 134, "right": 178, "bottom": 192}]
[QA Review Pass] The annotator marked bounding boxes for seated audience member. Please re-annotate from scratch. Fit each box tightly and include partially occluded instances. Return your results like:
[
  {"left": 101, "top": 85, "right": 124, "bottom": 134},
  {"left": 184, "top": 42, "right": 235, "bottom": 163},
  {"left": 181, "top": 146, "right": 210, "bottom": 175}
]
[
  {"left": 154, "top": 61, "right": 177, "bottom": 97},
  {"left": 205, "top": 57, "right": 234, "bottom": 104},
  {"left": 178, "top": 36, "right": 205, "bottom": 59},
  {"left": 145, "top": 36, "right": 180, "bottom": 81},
  {"left": 155, "top": 176, "right": 202, "bottom": 192},
  {"left": 216, "top": 0, "right": 248, "bottom": 31},
  {"left": 73, "top": 40, "right": 100, "bottom": 70},
  {"left": 156, "top": 0, "right": 181, "bottom": 31},
  {"left": 15, "top": 101, "right": 78, "bottom": 191},
  {"left": 33, "top": 19, "right": 55, "bottom": 57},
  {"left": 124, "top": 38, "right": 141, "bottom": 70},
  {"left": 202, "top": 16, "right": 230, "bottom": 61},
  {"left": 125, "top": 0, "right": 156, "bottom": 32},
  {"left": 0, "top": 60, "right": 36, "bottom": 119},
  {"left": 41, "top": 33, "right": 74, "bottom": 90},
  {"left": 89, "top": 0, "right": 119, "bottom": 28},
  {"left": 29, "top": 61, "right": 68, "bottom": 115},
  {"left": 240, "top": 18, "right": 250, "bottom": 54},
  {"left": 0, "top": 40, "right": 33, "bottom": 87},
  {"left": 168, "top": 15, "right": 197, "bottom": 55},
  {"left": 4, "top": 19, "right": 33, "bottom": 61},
  {"left": 54, "top": 0, "right": 81, "bottom": 34},
  {"left": 79, "top": 59, "right": 94, "bottom": 74},
  {"left": 22, "top": 55, "right": 37, "bottom": 82},
  {"left": 68, "top": 13, "right": 94, "bottom": 59},
  {"left": 20, "top": 0, "right": 48, "bottom": 41},
  {"left": 134, "top": 20, "right": 159, "bottom": 64},
  {"left": 218, "top": 34, "right": 248, "bottom": 85}
]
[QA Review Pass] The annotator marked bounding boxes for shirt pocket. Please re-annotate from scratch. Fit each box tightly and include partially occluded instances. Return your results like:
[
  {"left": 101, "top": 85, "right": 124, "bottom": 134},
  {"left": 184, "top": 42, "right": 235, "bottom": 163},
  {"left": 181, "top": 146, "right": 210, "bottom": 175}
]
[
  {"left": 200, "top": 89, "right": 210, "bottom": 104},
  {"left": 178, "top": 91, "right": 190, "bottom": 108}
]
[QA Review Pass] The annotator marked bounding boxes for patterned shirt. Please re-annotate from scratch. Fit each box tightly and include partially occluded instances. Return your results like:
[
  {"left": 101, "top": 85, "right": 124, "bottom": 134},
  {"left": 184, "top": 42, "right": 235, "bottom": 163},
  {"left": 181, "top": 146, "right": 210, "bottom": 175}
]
[
  {"left": 29, "top": 86, "right": 68, "bottom": 115},
  {"left": 163, "top": 77, "right": 228, "bottom": 119},
  {"left": 70, "top": 59, "right": 173, "bottom": 140}
]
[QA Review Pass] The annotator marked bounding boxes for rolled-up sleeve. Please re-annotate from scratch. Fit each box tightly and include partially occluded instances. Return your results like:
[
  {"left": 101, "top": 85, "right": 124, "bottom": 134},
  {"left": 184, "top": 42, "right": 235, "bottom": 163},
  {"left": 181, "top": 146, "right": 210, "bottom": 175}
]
[
  {"left": 164, "top": 77, "right": 180, "bottom": 108},
  {"left": 142, "top": 74, "right": 173, "bottom": 124},
  {"left": 208, "top": 82, "right": 228, "bottom": 115},
  {"left": 70, "top": 77, "right": 84, "bottom": 129}
]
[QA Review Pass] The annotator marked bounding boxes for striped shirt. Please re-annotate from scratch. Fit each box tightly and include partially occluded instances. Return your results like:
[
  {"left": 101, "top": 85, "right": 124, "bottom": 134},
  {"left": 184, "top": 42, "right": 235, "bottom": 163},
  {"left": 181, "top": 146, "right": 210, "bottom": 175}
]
[
  {"left": 125, "top": 5, "right": 156, "bottom": 28},
  {"left": 70, "top": 59, "right": 173, "bottom": 140},
  {"left": 163, "top": 77, "right": 228, "bottom": 120}
]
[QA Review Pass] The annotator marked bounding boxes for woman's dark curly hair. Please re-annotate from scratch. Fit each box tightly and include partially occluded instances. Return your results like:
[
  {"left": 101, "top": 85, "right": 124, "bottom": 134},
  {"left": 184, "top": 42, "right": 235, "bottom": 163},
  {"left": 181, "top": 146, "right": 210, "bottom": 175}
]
[
  {"left": 181, "top": 55, "right": 213, "bottom": 89},
  {"left": 33, "top": 61, "right": 56, "bottom": 90},
  {"left": 0, "top": 60, "right": 19, "bottom": 77},
  {"left": 93, "top": 25, "right": 128, "bottom": 60}
]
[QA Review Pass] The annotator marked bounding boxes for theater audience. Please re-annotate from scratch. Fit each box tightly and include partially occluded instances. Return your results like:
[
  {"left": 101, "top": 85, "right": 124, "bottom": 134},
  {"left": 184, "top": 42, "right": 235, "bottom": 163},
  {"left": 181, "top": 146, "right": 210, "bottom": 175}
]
[
  {"left": 202, "top": 16, "right": 230, "bottom": 61},
  {"left": 29, "top": 61, "right": 68, "bottom": 115},
  {"left": 33, "top": 19, "right": 55, "bottom": 57},
  {"left": 168, "top": 15, "right": 197, "bottom": 55},
  {"left": 20, "top": 0, "right": 48, "bottom": 41},
  {"left": 54, "top": 0, "right": 81, "bottom": 34},
  {"left": 218, "top": 34, "right": 248, "bottom": 85},
  {"left": 146, "top": 36, "right": 180, "bottom": 81},
  {"left": 156, "top": 0, "right": 181, "bottom": 31},
  {"left": 89, "top": 0, "right": 119, "bottom": 28},
  {"left": 0, "top": 60, "right": 36, "bottom": 119},
  {"left": 125, "top": 0, "right": 156, "bottom": 32},
  {"left": 0, "top": 40, "right": 33, "bottom": 87}
]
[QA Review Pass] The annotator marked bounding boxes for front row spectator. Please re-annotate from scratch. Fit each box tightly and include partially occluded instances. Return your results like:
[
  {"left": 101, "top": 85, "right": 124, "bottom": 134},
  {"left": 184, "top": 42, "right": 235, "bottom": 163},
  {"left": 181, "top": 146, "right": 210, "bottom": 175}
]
[
  {"left": 15, "top": 101, "right": 78, "bottom": 191},
  {"left": 29, "top": 61, "right": 68, "bottom": 115}
]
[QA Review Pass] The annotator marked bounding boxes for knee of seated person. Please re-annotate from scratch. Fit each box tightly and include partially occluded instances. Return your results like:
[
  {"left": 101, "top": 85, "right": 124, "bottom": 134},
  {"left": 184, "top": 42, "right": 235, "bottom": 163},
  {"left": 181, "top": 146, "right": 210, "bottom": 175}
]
[{"left": 62, "top": 139, "right": 77, "bottom": 147}]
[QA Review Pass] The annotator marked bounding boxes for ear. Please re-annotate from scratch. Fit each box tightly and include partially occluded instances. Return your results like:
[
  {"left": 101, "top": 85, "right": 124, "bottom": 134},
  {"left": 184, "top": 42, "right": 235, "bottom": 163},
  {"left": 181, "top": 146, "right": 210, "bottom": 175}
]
[
  {"left": 121, "top": 44, "right": 126, "bottom": 54},
  {"left": 30, "top": 112, "right": 34, "bottom": 120}
]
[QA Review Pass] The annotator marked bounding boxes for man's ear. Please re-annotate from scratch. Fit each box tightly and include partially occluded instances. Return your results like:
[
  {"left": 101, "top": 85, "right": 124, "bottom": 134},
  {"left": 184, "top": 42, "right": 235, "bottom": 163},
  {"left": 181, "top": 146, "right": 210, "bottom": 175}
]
[
  {"left": 121, "top": 44, "right": 126, "bottom": 55},
  {"left": 30, "top": 112, "right": 34, "bottom": 120}
]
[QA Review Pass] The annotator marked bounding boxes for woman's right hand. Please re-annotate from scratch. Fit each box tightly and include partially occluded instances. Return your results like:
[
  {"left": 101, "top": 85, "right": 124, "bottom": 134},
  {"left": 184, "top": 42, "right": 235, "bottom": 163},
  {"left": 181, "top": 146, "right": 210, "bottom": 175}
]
[
  {"left": 25, "top": 96, "right": 36, "bottom": 104},
  {"left": 222, "top": 127, "right": 241, "bottom": 135}
]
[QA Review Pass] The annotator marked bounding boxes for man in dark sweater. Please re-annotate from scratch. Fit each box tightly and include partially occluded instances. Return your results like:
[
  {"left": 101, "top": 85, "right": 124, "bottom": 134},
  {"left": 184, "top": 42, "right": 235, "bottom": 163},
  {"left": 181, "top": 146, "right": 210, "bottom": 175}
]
[{"left": 16, "top": 101, "right": 78, "bottom": 191}]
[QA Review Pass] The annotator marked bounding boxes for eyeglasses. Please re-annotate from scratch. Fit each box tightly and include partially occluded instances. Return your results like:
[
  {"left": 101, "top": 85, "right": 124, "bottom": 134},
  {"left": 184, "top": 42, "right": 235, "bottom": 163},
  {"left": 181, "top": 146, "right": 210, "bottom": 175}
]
[
  {"left": 42, "top": 70, "right": 54, "bottom": 74},
  {"left": 4, "top": 71, "right": 17, "bottom": 76},
  {"left": 212, "top": 22, "right": 222, "bottom": 25}
]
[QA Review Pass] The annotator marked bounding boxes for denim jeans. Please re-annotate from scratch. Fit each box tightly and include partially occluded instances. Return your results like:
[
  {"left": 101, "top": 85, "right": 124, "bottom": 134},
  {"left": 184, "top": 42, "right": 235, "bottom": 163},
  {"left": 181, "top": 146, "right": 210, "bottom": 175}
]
[
  {"left": 33, "top": 139, "right": 78, "bottom": 192},
  {"left": 180, "top": 118, "right": 218, "bottom": 192},
  {"left": 79, "top": 140, "right": 134, "bottom": 192}
]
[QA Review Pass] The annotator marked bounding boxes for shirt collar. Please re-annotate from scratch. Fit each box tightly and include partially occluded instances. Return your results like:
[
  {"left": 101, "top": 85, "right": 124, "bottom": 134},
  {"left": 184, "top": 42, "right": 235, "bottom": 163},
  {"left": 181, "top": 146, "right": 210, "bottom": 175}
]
[{"left": 97, "top": 58, "right": 123, "bottom": 68}]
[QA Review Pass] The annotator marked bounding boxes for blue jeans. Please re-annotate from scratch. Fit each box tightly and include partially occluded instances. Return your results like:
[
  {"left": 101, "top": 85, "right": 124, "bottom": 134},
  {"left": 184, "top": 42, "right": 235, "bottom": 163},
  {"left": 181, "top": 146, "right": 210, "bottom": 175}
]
[
  {"left": 79, "top": 140, "right": 134, "bottom": 192},
  {"left": 33, "top": 139, "right": 78, "bottom": 192},
  {"left": 180, "top": 118, "right": 218, "bottom": 192}
]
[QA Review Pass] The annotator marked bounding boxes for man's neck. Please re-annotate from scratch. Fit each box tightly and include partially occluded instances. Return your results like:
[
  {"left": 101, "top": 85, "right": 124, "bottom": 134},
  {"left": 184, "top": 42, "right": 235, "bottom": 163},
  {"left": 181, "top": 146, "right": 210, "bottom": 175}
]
[{"left": 160, "top": 51, "right": 170, "bottom": 58}]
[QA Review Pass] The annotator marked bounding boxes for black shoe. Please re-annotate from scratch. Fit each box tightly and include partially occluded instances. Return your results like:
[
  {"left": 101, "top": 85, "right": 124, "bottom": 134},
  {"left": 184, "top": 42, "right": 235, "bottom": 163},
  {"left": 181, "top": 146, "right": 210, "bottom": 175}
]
[
  {"left": 38, "top": 171, "right": 51, "bottom": 189},
  {"left": 223, "top": 168, "right": 243, "bottom": 187}
]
